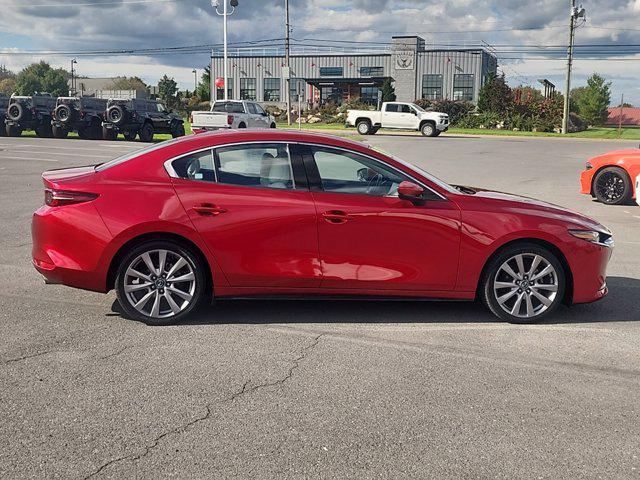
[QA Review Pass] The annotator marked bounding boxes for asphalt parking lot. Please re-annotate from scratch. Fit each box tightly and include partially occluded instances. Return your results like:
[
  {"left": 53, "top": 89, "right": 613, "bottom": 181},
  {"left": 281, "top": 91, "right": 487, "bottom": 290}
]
[{"left": 0, "top": 133, "right": 639, "bottom": 479}]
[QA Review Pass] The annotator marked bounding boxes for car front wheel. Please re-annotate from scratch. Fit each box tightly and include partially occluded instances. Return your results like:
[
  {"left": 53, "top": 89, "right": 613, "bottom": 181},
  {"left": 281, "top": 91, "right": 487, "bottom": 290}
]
[
  {"left": 115, "top": 241, "right": 205, "bottom": 325},
  {"left": 482, "top": 243, "right": 565, "bottom": 323},
  {"left": 421, "top": 122, "right": 437, "bottom": 137},
  {"left": 593, "top": 167, "right": 632, "bottom": 205}
]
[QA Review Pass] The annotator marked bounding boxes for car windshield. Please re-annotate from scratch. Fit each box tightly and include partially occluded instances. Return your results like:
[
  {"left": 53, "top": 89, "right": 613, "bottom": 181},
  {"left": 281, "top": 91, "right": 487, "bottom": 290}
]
[
  {"left": 369, "top": 146, "right": 459, "bottom": 195},
  {"left": 95, "top": 138, "right": 183, "bottom": 172},
  {"left": 412, "top": 104, "right": 426, "bottom": 112}
]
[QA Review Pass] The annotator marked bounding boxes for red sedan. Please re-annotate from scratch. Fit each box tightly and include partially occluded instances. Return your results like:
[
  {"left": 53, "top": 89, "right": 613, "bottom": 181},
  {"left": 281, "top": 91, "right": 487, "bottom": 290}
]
[
  {"left": 580, "top": 149, "right": 640, "bottom": 205},
  {"left": 32, "top": 130, "right": 612, "bottom": 325}
]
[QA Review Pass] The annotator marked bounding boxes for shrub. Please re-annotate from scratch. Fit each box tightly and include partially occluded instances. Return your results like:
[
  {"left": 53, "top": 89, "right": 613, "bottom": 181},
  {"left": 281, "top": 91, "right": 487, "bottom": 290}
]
[{"left": 338, "top": 97, "right": 373, "bottom": 113}]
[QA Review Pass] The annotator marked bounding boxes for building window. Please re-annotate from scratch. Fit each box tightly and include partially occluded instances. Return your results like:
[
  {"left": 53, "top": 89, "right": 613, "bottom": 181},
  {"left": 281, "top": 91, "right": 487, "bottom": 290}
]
[
  {"left": 319, "top": 67, "right": 343, "bottom": 77},
  {"left": 453, "top": 74, "right": 474, "bottom": 101},
  {"left": 239, "top": 78, "right": 256, "bottom": 100},
  {"left": 360, "top": 66, "right": 383, "bottom": 77},
  {"left": 360, "top": 86, "right": 379, "bottom": 106},
  {"left": 215, "top": 78, "right": 232, "bottom": 100},
  {"left": 320, "top": 86, "right": 343, "bottom": 105},
  {"left": 422, "top": 74, "right": 443, "bottom": 100},
  {"left": 290, "top": 79, "right": 304, "bottom": 102},
  {"left": 263, "top": 78, "right": 280, "bottom": 102}
]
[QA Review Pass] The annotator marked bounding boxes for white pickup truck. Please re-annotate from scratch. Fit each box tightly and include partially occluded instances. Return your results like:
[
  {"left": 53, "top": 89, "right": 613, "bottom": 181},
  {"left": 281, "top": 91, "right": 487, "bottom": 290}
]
[
  {"left": 346, "top": 101, "right": 449, "bottom": 137},
  {"left": 190, "top": 100, "right": 276, "bottom": 133}
]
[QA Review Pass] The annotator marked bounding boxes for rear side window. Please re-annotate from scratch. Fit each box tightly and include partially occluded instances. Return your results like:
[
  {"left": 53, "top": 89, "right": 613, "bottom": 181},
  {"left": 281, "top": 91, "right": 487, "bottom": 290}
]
[
  {"left": 171, "top": 149, "right": 216, "bottom": 182},
  {"left": 216, "top": 143, "right": 294, "bottom": 190},
  {"left": 385, "top": 104, "right": 398, "bottom": 112}
]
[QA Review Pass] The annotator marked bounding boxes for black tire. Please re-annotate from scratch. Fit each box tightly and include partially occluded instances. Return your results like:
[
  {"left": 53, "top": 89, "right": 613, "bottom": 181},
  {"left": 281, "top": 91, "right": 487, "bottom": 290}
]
[
  {"left": 78, "top": 128, "right": 88, "bottom": 139},
  {"left": 35, "top": 123, "right": 53, "bottom": 138},
  {"left": 5, "top": 124, "right": 22, "bottom": 137},
  {"left": 115, "top": 240, "right": 205, "bottom": 326},
  {"left": 270, "top": 122, "right": 277, "bottom": 129},
  {"left": 238, "top": 122, "right": 246, "bottom": 129},
  {"left": 102, "top": 126, "right": 117, "bottom": 141},
  {"left": 592, "top": 166, "right": 632, "bottom": 205},
  {"left": 123, "top": 130, "right": 136, "bottom": 142},
  {"left": 0, "top": 123, "right": 5, "bottom": 137},
  {"left": 433, "top": 130, "right": 441, "bottom": 137},
  {"left": 370, "top": 127, "right": 380, "bottom": 134},
  {"left": 420, "top": 122, "right": 437, "bottom": 137},
  {"left": 52, "top": 125, "right": 68, "bottom": 139},
  {"left": 138, "top": 123, "right": 154, "bottom": 142},
  {"left": 356, "top": 120, "right": 372, "bottom": 135},
  {"left": 106, "top": 105, "right": 127, "bottom": 126},
  {"left": 481, "top": 242, "right": 565, "bottom": 324},
  {"left": 171, "top": 123, "right": 186, "bottom": 138},
  {"left": 7, "top": 103, "right": 24, "bottom": 122},
  {"left": 87, "top": 120, "right": 103, "bottom": 140}
]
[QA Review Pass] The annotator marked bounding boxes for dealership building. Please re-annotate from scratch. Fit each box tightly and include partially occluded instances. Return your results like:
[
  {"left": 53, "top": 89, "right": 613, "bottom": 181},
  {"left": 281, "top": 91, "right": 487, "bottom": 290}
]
[{"left": 210, "top": 36, "right": 498, "bottom": 106}]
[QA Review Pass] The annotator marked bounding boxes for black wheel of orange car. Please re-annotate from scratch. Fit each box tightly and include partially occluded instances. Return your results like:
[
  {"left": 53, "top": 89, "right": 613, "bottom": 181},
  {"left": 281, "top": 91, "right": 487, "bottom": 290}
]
[
  {"left": 482, "top": 243, "right": 565, "bottom": 323},
  {"left": 138, "top": 123, "right": 154, "bottom": 142},
  {"left": 115, "top": 241, "right": 205, "bottom": 325},
  {"left": 421, "top": 122, "right": 437, "bottom": 137},
  {"left": 52, "top": 125, "right": 68, "bottom": 139},
  {"left": 593, "top": 167, "right": 632, "bottom": 205},
  {"left": 171, "top": 123, "right": 186, "bottom": 138},
  {"left": 356, "top": 120, "right": 372, "bottom": 135}
]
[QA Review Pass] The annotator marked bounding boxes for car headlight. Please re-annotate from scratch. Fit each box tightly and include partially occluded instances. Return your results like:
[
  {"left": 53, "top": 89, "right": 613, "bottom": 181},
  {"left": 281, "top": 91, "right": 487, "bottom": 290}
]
[
  {"left": 569, "top": 229, "right": 614, "bottom": 247},
  {"left": 585, "top": 162, "right": 593, "bottom": 170}
]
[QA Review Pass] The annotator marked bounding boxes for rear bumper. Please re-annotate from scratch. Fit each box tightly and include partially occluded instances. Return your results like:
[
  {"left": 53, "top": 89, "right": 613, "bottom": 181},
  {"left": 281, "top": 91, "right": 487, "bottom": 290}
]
[{"left": 32, "top": 203, "right": 113, "bottom": 293}]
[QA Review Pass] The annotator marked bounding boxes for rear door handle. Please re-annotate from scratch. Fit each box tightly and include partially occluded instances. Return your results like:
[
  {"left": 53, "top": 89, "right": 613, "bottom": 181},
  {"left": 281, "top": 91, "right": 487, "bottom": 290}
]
[
  {"left": 193, "top": 204, "right": 227, "bottom": 216},
  {"left": 322, "top": 210, "right": 352, "bottom": 224}
]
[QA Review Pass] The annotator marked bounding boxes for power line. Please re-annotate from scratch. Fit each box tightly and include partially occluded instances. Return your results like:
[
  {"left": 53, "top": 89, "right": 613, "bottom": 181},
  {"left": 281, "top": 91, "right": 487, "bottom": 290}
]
[{"left": 22, "top": 0, "right": 182, "bottom": 6}]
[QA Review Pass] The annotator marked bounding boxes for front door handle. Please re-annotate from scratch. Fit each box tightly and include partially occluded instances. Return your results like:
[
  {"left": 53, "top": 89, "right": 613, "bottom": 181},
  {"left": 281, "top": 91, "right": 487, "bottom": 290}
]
[
  {"left": 322, "top": 210, "right": 352, "bottom": 224},
  {"left": 193, "top": 204, "right": 227, "bottom": 216}
]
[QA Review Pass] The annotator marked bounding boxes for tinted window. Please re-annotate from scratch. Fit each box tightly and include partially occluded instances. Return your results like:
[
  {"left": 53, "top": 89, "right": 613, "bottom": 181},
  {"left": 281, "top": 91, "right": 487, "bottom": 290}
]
[
  {"left": 212, "top": 102, "right": 244, "bottom": 113},
  {"left": 216, "top": 143, "right": 294, "bottom": 190},
  {"left": 385, "top": 103, "right": 399, "bottom": 112},
  {"left": 319, "top": 67, "right": 343, "bottom": 77},
  {"left": 246, "top": 102, "right": 257, "bottom": 114},
  {"left": 400, "top": 104, "right": 412, "bottom": 113},
  {"left": 171, "top": 150, "right": 216, "bottom": 182},
  {"left": 312, "top": 147, "right": 409, "bottom": 196}
]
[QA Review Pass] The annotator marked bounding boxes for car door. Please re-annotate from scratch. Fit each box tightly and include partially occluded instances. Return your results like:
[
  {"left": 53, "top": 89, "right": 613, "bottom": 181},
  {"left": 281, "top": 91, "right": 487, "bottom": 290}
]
[
  {"left": 303, "top": 145, "right": 461, "bottom": 292},
  {"left": 170, "top": 143, "right": 321, "bottom": 288},
  {"left": 253, "top": 103, "right": 271, "bottom": 128},
  {"left": 381, "top": 103, "right": 415, "bottom": 129}
]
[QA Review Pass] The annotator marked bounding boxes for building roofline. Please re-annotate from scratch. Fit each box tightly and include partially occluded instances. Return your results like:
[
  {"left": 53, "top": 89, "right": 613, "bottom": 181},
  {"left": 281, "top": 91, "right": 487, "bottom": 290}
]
[{"left": 211, "top": 49, "right": 490, "bottom": 60}]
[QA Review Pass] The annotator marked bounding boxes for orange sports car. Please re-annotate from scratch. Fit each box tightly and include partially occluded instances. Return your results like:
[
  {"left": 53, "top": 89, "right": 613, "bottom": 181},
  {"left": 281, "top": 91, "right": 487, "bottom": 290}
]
[{"left": 580, "top": 148, "right": 640, "bottom": 205}]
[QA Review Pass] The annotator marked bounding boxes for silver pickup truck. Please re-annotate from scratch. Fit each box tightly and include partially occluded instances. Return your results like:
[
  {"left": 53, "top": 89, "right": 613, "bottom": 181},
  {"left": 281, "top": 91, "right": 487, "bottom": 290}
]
[{"left": 190, "top": 100, "right": 276, "bottom": 133}]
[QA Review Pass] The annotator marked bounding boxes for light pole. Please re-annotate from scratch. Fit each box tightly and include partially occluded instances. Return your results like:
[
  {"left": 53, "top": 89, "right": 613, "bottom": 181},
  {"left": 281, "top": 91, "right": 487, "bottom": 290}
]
[
  {"left": 192, "top": 69, "right": 197, "bottom": 93},
  {"left": 70, "top": 59, "right": 77, "bottom": 96},
  {"left": 562, "top": 1, "right": 586, "bottom": 134},
  {"left": 213, "top": 0, "right": 238, "bottom": 101}
]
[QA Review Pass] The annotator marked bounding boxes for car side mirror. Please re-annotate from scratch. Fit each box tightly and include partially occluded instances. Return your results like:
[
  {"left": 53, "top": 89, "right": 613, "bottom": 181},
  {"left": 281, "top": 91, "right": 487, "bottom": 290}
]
[{"left": 398, "top": 181, "right": 425, "bottom": 205}]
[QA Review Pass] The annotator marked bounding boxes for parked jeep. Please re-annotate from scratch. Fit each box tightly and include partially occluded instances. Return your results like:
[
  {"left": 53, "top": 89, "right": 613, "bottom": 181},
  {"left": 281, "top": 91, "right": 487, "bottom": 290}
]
[
  {"left": 102, "top": 99, "right": 185, "bottom": 142},
  {"left": 51, "top": 97, "right": 108, "bottom": 139},
  {"left": 5, "top": 94, "right": 57, "bottom": 137},
  {"left": 0, "top": 94, "right": 8, "bottom": 137}
]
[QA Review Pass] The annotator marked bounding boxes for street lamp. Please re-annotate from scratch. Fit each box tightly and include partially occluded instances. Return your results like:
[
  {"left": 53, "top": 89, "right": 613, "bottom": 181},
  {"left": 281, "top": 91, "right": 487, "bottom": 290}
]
[
  {"left": 70, "top": 59, "right": 77, "bottom": 96},
  {"left": 192, "top": 69, "right": 197, "bottom": 92},
  {"left": 212, "top": 0, "right": 239, "bottom": 101}
]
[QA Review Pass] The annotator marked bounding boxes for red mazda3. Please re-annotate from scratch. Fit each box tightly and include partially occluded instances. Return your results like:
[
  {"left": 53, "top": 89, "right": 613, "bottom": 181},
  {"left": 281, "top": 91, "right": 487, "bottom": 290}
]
[{"left": 32, "top": 130, "right": 612, "bottom": 325}]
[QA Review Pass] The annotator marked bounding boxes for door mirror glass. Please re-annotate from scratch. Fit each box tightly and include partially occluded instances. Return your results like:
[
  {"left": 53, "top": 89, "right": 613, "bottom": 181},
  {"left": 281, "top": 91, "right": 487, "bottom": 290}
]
[{"left": 398, "top": 181, "right": 425, "bottom": 205}]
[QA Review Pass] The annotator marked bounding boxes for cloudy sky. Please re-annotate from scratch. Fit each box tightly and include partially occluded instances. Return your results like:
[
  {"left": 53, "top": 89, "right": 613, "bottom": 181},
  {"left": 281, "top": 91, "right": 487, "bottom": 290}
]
[{"left": 0, "top": 0, "right": 639, "bottom": 104}]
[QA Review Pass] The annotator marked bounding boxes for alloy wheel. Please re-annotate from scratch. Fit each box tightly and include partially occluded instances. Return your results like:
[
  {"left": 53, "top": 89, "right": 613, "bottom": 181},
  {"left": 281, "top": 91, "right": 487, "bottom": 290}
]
[
  {"left": 493, "top": 253, "right": 558, "bottom": 319},
  {"left": 595, "top": 171, "right": 625, "bottom": 203},
  {"left": 123, "top": 249, "right": 196, "bottom": 319}
]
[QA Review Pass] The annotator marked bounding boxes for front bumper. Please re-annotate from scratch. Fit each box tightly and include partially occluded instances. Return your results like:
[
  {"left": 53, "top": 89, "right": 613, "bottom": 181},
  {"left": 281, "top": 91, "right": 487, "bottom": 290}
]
[
  {"left": 566, "top": 237, "right": 613, "bottom": 304},
  {"left": 580, "top": 168, "right": 595, "bottom": 195}
]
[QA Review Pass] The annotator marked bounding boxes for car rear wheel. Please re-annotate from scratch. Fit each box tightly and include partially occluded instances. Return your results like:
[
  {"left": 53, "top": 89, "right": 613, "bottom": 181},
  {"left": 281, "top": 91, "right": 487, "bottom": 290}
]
[
  {"left": 356, "top": 120, "right": 372, "bottom": 135},
  {"left": 139, "top": 123, "right": 154, "bottom": 142},
  {"left": 115, "top": 241, "right": 205, "bottom": 326},
  {"left": 482, "top": 243, "right": 565, "bottom": 323},
  {"left": 123, "top": 130, "right": 136, "bottom": 142},
  {"left": 593, "top": 167, "right": 632, "bottom": 205},
  {"left": 35, "top": 124, "right": 53, "bottom": 138}
]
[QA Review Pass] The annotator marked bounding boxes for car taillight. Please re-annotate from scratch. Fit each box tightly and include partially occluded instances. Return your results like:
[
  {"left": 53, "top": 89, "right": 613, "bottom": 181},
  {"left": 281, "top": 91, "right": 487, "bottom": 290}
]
[
  {"left": 227, "top": 115, "right": 234, "bottom": 125},
  {"left": 45, "top": 189, "right": 98, "bottom": 207}
]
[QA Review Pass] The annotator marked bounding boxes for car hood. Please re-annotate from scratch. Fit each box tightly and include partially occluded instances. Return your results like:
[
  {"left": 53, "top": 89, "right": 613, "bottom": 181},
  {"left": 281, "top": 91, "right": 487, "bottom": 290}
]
[{"left": 460, "top": 186, "right": 608, "bottom": 232}]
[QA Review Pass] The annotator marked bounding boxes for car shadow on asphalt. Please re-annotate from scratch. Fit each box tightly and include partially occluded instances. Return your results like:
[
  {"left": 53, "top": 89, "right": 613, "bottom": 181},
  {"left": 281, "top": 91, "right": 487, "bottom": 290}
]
[{"left": 111, "top": 276, "right": 639, "bottom": 326}]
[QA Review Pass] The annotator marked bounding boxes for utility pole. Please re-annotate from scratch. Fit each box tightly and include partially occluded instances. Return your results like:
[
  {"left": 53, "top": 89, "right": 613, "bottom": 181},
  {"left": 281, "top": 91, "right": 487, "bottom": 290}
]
[
  {"left": 70, "top": 59, "right": 77, "bottom": 96},
  {"left": 214, "top": 0, "right": 238, "bottom": 102},
  {"left": 192, "top": 69, "right": 197, "bottom": 92},
  {"left": 562, "top": 1, "right": 585, "bottom": 134},
  {"left": 285, "top": 0, "right": 291, "bottom": 125}
]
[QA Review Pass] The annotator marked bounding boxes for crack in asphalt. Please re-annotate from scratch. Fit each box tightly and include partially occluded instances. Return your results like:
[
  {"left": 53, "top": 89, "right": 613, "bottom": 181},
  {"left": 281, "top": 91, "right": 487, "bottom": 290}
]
[
  {"left": 98, "top": 346, "right": 131, "bottom": 360},
  {"left": 83, "top": 333, "right": 324, "bottom": 479},
  {"left": 0, "top": 350, "right": 52, "bottom": 365}
]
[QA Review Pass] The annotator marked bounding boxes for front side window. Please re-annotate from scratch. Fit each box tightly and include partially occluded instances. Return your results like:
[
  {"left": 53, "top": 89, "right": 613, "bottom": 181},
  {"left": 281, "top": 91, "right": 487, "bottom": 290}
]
[
  {"left": 171, "top": 149, "right": 216, "bottom": 182},
  {"left": 263, "top": 78, "right": 281, "bottom": 101},
  {"left": 311, "top": 147, "right": 409, "bottom": 197},
  {"left": 422, "top": 74, "right": 443, "bottom": 100},
  {"left": 239, "top": 78, "right": 256, "bottom": 100},
  {"left": 453, "top": 74, "right": 474, "bottom": 101},
  {"left": 216, "top": 143, "right": 294, "bottom": 190}
]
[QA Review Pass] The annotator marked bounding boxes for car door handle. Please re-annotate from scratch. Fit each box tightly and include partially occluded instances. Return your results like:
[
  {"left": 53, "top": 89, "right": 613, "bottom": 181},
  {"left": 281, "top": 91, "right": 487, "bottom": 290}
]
[
  {"left": 193, "top": 204, "right": 227, "bottom": 216},
  {"left": 322, "top": 210, "right": 352, "bottom": 224}
]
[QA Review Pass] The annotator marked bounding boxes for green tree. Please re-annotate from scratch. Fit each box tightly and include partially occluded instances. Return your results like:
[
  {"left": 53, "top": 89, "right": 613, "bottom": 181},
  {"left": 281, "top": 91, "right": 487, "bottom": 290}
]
[
  {"left": 111, "top": 76, "right": 148, "bottom": 91},
  {"left": 570, "top": 86, "right": 588, "bottom": 114},
  {"left": 477, "top": 73, "right": 512, "bottom": 114},
  {"left": 195, "top": 66, "right": 211, "bottom": 101},
  {"left": 0, "top": 66, "right": 16, "bottom": 95},
  {"left": 14, "top": 61, "right": 69, "bottom": 96},
  {"left": 574, "top": 73, "right": 611, "bottom": 126},
  {"left": 158, "top": 74, "right": 178, "bottom": 108},
  {"left": 381, "top": 78, "right": 396, "bottom": 102}
]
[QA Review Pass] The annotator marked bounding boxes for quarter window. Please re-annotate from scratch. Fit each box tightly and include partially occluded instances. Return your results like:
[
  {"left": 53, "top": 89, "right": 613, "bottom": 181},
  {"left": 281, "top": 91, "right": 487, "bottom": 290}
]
[
  {"left": 453, "top": 74, "right": 474, "bottom": 101},
  {"left": 171, "top": 150, "right": 217, "bottom": 182},
  {"left": 216, "top": 144, "right": 294, "bottom": 190},
  {"left": 422, "top": 74, "right": 443, "bottom": 100},
  {"left": 239, "top": 78, "right": 256, "bottom": 100},
  {"left": 311, "top": 147, "right": 409, "bottom": 197}
]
